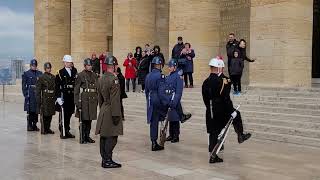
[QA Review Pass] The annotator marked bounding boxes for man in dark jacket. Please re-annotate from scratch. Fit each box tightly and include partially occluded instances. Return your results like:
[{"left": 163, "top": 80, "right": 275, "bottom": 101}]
[
  {"left": 172, "top": 36, "right": 185, "bottom": 59},
  {"left": 22, "top": 59, "right": 43, "bottom": 131},
  {"left": 74, "top": 58, "right": 98, "bottom": 144},
  {"left": 36, "top": 62, "right": 55, "bottom": 134},
  {"left": 226, "top": 33, "right": 239, "bottom": 76},
  {"left": 91, "top": 53, "right": 100, "bottom": 76},
  {"left": 55, "top": 55, "right": 77, "bottom": 139}
]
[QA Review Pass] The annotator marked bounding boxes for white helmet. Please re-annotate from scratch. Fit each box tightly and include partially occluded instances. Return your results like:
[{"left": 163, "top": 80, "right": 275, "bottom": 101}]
[
  {"left": 218, "top": 59, "right": 225, "bottom": 68},
  {"left": 63, "top": 55, "right": 73, "bottom": 62},
  {"left": 208, "top": 58, "right": 220, "bottom": 67}
]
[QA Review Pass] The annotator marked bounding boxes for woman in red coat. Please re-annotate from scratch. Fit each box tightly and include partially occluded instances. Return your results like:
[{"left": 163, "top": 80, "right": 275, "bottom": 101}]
[{"left": 123, "top": 52, "right": 137, "bottom": 92}]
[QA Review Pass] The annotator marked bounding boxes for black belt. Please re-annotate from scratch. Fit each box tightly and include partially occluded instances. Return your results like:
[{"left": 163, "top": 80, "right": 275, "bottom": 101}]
[{"left": 28, "top": 85, "right": 36, "bottom": 88}]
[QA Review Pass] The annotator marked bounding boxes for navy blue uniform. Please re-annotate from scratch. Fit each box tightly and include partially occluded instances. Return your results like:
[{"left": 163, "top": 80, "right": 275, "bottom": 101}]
[
  {"left": 22, "top": 69, "right": 43, "bottom": 129},
  {"left": 145, "top": 68, "right": 165, "bottom": 141},
  {"left": 165, "top": 70, "right": 184, "bottom": 139}
]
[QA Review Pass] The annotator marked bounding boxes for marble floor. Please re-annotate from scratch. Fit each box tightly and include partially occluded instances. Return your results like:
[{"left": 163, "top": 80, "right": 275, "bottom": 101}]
[{"left": 0, "top": 101, "right": 320, "bottom": 180}]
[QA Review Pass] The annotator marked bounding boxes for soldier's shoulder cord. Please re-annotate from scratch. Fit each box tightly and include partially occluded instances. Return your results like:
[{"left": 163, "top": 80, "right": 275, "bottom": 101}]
[
  {"left": 56, "top": 70, "right": 62, "bottom": 81},
  {"left": 220, "top": 78, "right": 228, "bottom": 95}
]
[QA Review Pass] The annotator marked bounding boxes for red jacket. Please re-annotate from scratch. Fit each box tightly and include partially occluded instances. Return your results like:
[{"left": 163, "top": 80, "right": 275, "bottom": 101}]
[
  {"left": 123, "top": 58, "right": 137, "bottom": 79},
  {"left": 99, "top": 54, "right": 107, "bottom": 73}
]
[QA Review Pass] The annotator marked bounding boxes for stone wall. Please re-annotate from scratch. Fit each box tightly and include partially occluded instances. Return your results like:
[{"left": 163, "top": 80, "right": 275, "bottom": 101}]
[
  {"left": 34, "top": 0, "right": 71, "bottom": 73},
  {"left": 71, "top": 0, "right": 113, "bottom": 68},
  {"left": 169, "top": 0, "right": 220, "bottom": 83},
  {"left": 249, "top": 0, "right": 313, "bottom": 87},
  {"left": 113, "top": 0, "right": 157, "bottom": 66}
]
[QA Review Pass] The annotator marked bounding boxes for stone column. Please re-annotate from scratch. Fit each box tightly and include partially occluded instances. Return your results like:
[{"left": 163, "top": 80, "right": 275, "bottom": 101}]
[
  {"left": 169, "top": 0, "right": 220, "bottom": 82},
  {"left": 155, "top": 0, "right": 170, "bottom": 60},
  {"left": 71, "top": 0, "right": 113, "bottom": 68},
  {"left": 113, "top": 0, "right": 156, "bottom": 66},
  {"left": 34, "top": 0, "right": 71, "bottom": 72},
  {"left": 249, "top": 0, "right": 313, "bottom": 87}
]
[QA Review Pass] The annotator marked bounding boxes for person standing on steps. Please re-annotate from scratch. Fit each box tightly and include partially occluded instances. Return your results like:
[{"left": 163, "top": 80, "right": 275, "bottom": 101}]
[
  {"left": 229, "top": 50, "right": 244, "bottom": 95},
  {"left": 74, "top": 58, "right": 98, "bottom": 144},
  {"left": 226, "top": 33, "right": 239, "bottom": 76},
  {"left": 22, "top": 59, "right": 43, "bottom": 131},
  {"left": 96, "top": 55, "right": 123, "bottom": 168},
  {"left": 36, "top": 62, "right": 55, "bottom": 135},
  {"left": 180, "top": 43, "right": 195, "bottom": 88},
  {"left": 123, "top": 52, "right": 137, "bottom": 92},
  {"left": 145, "top": 56, "right": 165, "bottom": 151}
]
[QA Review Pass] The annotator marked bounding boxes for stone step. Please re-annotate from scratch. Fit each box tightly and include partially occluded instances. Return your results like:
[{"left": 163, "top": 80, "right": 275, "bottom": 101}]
[
  {"left": 124, "top": 97, "right": 320, "bottom": 110},
  {"left": 123, "top": 102, "right": 320, "bottom": 117},
  {"left": 124, "top": 114, "right": 320, "bottom": 148}
]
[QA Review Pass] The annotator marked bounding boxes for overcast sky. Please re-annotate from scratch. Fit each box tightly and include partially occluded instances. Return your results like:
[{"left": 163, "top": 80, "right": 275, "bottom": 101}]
[{"left": 0, "top": 0, "right": 34, "bottom": 62}]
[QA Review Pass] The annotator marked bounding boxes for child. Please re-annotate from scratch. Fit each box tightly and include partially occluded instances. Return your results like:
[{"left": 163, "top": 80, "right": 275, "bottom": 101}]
[
  {"left": 116, "top": 67, "right": 128, "bottom": 120},
  {"left": 229, "top": 50, "right": 244, "bottom": 95}
]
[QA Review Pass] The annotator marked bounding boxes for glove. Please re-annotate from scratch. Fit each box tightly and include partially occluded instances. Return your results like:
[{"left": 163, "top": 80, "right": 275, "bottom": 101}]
[
  {"left": 112, "top": 116, "right": 121, "bottom": 126},
  {"left": 231, "top": 111, "right": 237, "bottom": 119},
  {"left": 56, "top": 98, "right": 64, "bottom": 106}
]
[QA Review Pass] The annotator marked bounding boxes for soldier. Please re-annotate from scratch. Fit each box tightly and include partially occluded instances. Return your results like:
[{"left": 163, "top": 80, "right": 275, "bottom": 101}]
[
  {"left": 74, "top": 58, "right": 98, "bottom": 144},
  {"left": 22, "top": 59, "right": 43, "bottom": 131},
  {"left": 96, "top": 56, "right": 123, "bottom": 168},
  {"left": 36, "top": 62, "right": 56, "bottom": 134},
  {"left": 145, "top": 56, "right": 165, "bottom": 151},
  {"left": 202, "top": 58, "right": 251, "bottom": 164},
  {"left": 55, "top": 55, "right": 77, "bottom": 139},
  {"left": 163, "top": 59, "right": 184, "bottom": 143}
]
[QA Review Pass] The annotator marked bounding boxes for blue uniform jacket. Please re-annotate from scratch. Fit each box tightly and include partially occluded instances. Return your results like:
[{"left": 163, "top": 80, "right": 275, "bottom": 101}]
[
  {"left": 22, "top": 69, "right": 43, "bottom": 113},
  {"left": 145, "top": 69, "right": 165, "bottom": 123},
  {"left": 166, "top": 70, "right": 183, "bottom": 122}
]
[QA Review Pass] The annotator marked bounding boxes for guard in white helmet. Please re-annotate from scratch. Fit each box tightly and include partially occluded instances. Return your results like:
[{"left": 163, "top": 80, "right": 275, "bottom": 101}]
[
  {"left": 202, "top": 58, "right": 251, "bottom": 164},
  {"left": 55, "top": 55, "right": 78, "bottom": 139}
]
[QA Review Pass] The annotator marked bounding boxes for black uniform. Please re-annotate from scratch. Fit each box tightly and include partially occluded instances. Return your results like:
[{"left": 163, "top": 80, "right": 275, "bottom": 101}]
[
  {"left": 55, "top": 67, "right": 78, "bottom": 138},
  {"left": 202, "top": 73, "right": 248, "bottom": 154}
]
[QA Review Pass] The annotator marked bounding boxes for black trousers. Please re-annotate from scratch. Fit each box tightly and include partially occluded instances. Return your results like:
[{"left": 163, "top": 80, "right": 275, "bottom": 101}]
[
  {"left": 183, "top": 72, "right": 193, "bottom": 86},
  {"left": 141, "top": 84, "right": 145, "bottom": 91},
  {"left": 126, "top": 78, "right": 136, "bottom": 91},
  {"left": 208, "top": 111, "right": 244, "bottom": 152},
  {"left": 230, "top": 75, "right": 242, "bottom": 92},
  {"left": 43, "top": 115, "right": 53, "bottom": 132},
  {"left": 227, "top": 57, "right": 232, "bottom": 76},
  {"left": 169, "top": 121, "right": 180, "bottom": 138},
  {"left": 100, "top": 136, "right": 118, "bottom": 161},
  {"left": 120, "top": 99, "right": 124, "bottom": 119},
  {"left": 81, "top": 120, "right": 92, "bottom": 138},
  {"left": 59, "top": 110, "right": 73, "bottom": 135},
  {"left": 28, "top": 112, "right": 38, "bottom": 127}
]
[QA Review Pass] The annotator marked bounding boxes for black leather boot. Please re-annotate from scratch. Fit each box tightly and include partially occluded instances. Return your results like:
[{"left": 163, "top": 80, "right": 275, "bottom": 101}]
[
  {"left": 166, "top": 136, "right": 173, "bottom": 142},
  {"left": 171, "top": 136, "right": 179, "bottom": 143},
  {"left": 181, "top": 113, "right": 192, "bottom": 123},
  {"left": 238, "top": 133, "right": 251, "bottom": 144},
  {"left": 151, "top": 141, "right": 164, "bottom": 151},
  {"left": 209, "top": 155, "right": 223, "bottom": 164},
  {"left": 102, "top": 159, "right": 122, "bottom": 168}
]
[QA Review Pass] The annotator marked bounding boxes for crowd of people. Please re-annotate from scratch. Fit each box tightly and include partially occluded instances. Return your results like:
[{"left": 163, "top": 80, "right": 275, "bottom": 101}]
[{"left": 21, "top": 33, "right": 253, "bottom": 169}]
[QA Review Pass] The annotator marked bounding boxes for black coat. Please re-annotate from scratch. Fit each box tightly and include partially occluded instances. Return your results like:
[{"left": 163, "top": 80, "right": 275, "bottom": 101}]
[
  {"left": 226, "top": 40, "right": 238, "bottom": 59},
  {"left": 172, "top": 43, "right": 185, "bottom": 59},
  {"left": 229, "top": 58, "right": 244, "bottom": 76},
  {"left": 55, "top": 67, "right": 78, "bottom": 113},
  {"left": 117, "top": 71, "right": 128, "bottom": 99},
  {"left": 134, "top": 52, "right": 142, "bottom": 64},
  {"left": 238, "top": 46, "right": 254, "bottom": 62},
  {"left": 202, "top": 73, "right": 234, "bottom": 133},
  {"left": 138, "top": 56, "right": 150, "bottom": 85},
  {"left": 91, "top": 58, "right": 100, "bottom": 75},
  {"left": 22, "top": 69, "right": 43, "bottom": 113}
]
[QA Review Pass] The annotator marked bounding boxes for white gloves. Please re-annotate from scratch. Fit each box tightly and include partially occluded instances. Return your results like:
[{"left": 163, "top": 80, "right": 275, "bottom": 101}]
[
  {"left": 231, "top": 111, "right": 237, "bottom": 119},
  {"left": 56, "top": 98, "right": 64, "bottom": 106}
]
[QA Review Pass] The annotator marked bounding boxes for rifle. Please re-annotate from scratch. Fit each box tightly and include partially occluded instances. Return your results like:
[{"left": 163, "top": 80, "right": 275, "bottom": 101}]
[
  {"left": 40, "top": 90, "right": 44, "bottom": 134},
  {"left": 159, "top": 92, "right": 175, "bottom": 147},
  {"left": 210, "top": 105, "right": 240, "bottom": 159},
  {"left": 59, "top": 88, "right": 66, "bottom": 137},
  {"left": 78, "top": 79, "right": 85, "bottom": 144}
]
